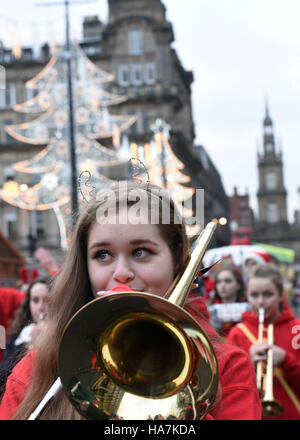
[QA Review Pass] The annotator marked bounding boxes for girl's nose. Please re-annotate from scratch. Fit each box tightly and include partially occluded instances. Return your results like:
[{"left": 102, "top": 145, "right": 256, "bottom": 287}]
[
  {"left": 113, "top": 257, "right": 134, "bottom": 284},
  {"left": 257, "top": 295, "right": 265, "bottom": 307},
  {"left": 37, "top": 302, "right": 45, "bottom": 314}
]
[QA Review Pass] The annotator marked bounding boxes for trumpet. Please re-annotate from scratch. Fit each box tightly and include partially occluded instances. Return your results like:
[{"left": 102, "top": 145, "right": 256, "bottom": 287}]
[
  {"left": 256, "top": 307, "right": 283, "bottom": 418},
  {"left": 28, "top": 221, "right": 219, "bottom": 420}
]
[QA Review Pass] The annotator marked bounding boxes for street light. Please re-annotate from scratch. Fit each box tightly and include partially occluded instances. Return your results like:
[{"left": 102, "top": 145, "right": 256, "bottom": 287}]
[{"left": 219, "top": 217, "right": 228, "bottom": 226}]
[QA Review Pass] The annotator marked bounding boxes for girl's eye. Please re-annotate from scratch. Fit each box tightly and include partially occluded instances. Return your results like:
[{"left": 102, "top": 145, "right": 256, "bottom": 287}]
[
  {"left": 249, "top": 292, "right": 258, "bottom": 298},
  {"left": 94, "top": 250, "right": 110, "bottom": 260},
  {"left": 134, "top": 248, "right": 150, "bottom": 258},
  {"left": 263, "top": 292, "right": 274, "bottom": 298}
]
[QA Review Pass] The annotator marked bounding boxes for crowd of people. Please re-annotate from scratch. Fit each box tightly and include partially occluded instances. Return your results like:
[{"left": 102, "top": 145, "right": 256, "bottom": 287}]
[{"left": 0, "top": 180, "right": 299, "bottom": 420}]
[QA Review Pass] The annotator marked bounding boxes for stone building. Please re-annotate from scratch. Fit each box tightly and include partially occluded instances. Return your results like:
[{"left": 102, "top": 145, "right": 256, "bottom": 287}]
[
  {"left": 230, "top": 186, "right": 255, "bottom": 244},
  {"left": 0, "top": 0, "right": 230, "bottom": 262},
  {"left": 253, "top": 103, "right": 300, "bottom": 262},
  {"left": 0, "top": 44, "right": 61, "bottom": 260}
]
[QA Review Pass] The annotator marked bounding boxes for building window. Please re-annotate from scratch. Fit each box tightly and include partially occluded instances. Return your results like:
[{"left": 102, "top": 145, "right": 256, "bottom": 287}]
[
  {"left": 22, "top": 49, "right": 33, "bottom": 61},
  {"left": 131, "top": 64, "right": 143, "bottom": 86},
  {"left": 128, "top": 110, "right": 137, "bottom": 134},
  {"left": 145, "top": 62, "right": 156, "bottom": 85},
  {"left": 82, "top": 44, "right": 101, "bottom": 56},
  {"left": 267, "top": 203, "right": 279, "bottom": 223},
  {"left": 265, "top": 172, "right": 277, "bottom": 190},
  {"left": 142, "top": 110, "right": 150, "bottom": 132},
  {"left": 6, "top": 83, "right": 16, "bottom": 107},
  {"left": 26, "top": 85, "right": 39, "bottom": 101},
  {"left": 4, "top": 210, "right": 17, "bottom": 240},
  {"left": 3, "top": 51, "right": 12, "bottom": 64},
  {"left": 36, "top": 211, "right": 45, "bottom": 239},
  {"left": 2, "top": 120, "right": 15, "bottom": 145},
  {"left": 0, "top": 90, "right": 5, "bottom": 108},
  {"left": 118, "top": 65, "right": 130, "bottom": 87},
  {"left": 3, "top": 166, "right": 16, "bottom": 181},
  {"left": 265, "top": 142, "right": 274, "bottom": 153},
  {"left": 264, "top": 125, "right": 272, "bottom": 135},
  {"left": 0, "top": 83, "right": 16, "bottom": 109},
  {"left": 129, "top": 29, "right": 142, "bottom": 56}
]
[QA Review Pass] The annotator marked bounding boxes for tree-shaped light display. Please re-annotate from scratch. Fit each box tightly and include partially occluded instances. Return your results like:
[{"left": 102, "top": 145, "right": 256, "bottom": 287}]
[
  {"left": 1, "top": 41, "right": 136, "bottom": 248},
  {"left": 127, "top": 118, "right": 201, "bottom": 236}
]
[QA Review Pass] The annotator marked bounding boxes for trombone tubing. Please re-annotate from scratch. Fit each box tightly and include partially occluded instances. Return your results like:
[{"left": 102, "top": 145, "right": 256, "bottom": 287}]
[{"left": 167, "top": 221, "right": 218, "bottom": 308}]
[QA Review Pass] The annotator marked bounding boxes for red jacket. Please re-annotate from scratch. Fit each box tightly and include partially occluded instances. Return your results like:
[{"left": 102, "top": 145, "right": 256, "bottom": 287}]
[
  {"left": 227, "top": 307, "right": 300, "bottom": 420},
  {"left": 0, "top": 297, "right": 261, "bottom": 420},
  {"left": 0, "top": 288, "right": 25, "bottom": 363}
]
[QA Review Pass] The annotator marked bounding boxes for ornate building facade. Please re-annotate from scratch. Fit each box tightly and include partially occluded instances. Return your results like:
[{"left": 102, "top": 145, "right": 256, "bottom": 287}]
[
  {"left": 253, "top": 104, "right": 300, "bottom": 262},
  {"left": 0, "top": 0, "right": 230, "bottom": 263}
]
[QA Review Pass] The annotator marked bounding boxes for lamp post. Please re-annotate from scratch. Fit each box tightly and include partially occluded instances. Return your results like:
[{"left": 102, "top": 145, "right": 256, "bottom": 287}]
[
  {"left": 64, "top": 0, "right": 78, "bottom": 226},
  {"left": 36, "top": 0, "right": 96, "bottom": 227}
]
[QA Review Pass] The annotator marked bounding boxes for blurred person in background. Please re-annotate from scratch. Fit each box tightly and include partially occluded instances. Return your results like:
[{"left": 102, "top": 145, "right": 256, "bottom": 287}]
[
  {"left": 0, "top": 276, "right": 53, "bottom": 400},
  {"left": 207, "top": 266, "right": 249, "bottom": 337},
  {"left": 0, "top": 286, "right": 25, "bottom": 364},
  {"left": 227, "top": 264, "right": 300, "bottom": 419}
]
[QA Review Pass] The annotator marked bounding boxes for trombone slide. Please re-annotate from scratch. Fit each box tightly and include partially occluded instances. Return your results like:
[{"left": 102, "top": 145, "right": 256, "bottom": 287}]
[{"left": 28, "top": 378, "right": 62, "bottom": 420}]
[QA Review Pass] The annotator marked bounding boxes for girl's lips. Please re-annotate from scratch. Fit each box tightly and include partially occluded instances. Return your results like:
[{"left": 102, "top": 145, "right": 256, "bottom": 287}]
[
  {"left": 111, "top": 284, "right": 133, "bottom": 292},
  {"left": 95, "top": 285, "right": 146, "bottom": 297}
]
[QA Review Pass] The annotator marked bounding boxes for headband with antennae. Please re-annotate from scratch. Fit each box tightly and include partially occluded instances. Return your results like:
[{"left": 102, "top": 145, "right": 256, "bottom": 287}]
[{"left": 78, "top": 158, "right": 151, "bottom": 204}]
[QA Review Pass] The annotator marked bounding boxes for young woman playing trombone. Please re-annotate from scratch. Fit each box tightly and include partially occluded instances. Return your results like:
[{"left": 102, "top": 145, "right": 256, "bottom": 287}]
[
  {"left": 0, "top": 182, "right": 261, "bottom": 420},
  {"left": 227, "top": 263, "right": 300, "bottom": 419}
]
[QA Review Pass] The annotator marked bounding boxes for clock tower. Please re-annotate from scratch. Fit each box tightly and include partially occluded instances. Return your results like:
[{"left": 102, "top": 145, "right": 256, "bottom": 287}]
[{"left": 256, "top": 102, "right": 288, "bottom": 226}]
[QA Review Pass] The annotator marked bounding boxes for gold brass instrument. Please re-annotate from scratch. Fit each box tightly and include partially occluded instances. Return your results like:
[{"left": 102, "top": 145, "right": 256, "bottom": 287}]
[
  {"left": 256, "top": 307, "right": 283, "bottom": 418},
  {"left": 29, "top": 221, "right": 219, "bottom": 420}
]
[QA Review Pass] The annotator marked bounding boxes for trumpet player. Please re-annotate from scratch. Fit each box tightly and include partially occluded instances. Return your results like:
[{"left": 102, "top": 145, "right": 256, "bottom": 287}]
[
  {"left": 227, "top": 263, "right": 300, "bottom": 419},
  {"left": 0, "top": 182, "right": 261, "bottom": 420}
]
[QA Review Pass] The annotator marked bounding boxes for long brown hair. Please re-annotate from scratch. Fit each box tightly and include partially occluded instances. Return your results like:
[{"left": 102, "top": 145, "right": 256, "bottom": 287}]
[{"left": 13, "top": 182, "right": 189, "bottom": 419}]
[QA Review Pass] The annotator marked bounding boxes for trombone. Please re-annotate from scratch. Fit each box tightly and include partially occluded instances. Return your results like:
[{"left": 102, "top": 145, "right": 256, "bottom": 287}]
[
  {"left": 28, "top": 221, "right": 219, "bottom": 420},
  {"left": 256, "top": 307, "right": 283, "bottom": 418}
]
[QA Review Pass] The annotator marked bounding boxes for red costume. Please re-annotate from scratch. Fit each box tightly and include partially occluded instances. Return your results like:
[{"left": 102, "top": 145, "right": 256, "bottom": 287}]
[
  {"left": 0, "top": 296, "right": 261, "bottom": 420},
  {"left": 227, "top": 306, "right": 300, "bottom": 420},
  {"left": 0, "top": 288, "right": 25, "bottom": 363}
]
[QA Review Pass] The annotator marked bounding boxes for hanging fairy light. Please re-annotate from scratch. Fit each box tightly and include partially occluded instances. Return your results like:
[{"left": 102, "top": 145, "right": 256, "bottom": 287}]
[
  {"left": 219, "top": 217, "right": 228, "bottom": 226},
  {"left": 130, "top": 142, "right": 138, "bottom": 158},
  {"left": 2, "top": 180, "right": 20, "bottom": 198},
  {"left": 20, "top": 184, "right": 28, "bottom": 192}
]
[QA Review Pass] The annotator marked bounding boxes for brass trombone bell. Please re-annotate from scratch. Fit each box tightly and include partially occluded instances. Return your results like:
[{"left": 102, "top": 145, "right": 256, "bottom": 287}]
[{"left": 58, "top": 291, "right": 218, "bottom": 420}]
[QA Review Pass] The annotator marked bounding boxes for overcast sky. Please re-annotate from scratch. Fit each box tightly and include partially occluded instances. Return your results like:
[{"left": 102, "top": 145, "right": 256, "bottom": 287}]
[{"left": 1, "top": 0, "right": 300, "bottom": 221}]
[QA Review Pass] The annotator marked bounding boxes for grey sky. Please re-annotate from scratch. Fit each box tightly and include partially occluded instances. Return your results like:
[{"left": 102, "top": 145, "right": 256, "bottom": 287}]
[{"left": 1, "top": 0, "right": 300, "bottom": 221}]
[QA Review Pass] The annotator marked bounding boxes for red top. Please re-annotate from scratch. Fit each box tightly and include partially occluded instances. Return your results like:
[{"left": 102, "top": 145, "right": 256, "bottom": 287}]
[
  {"left": 0, "top": 287, "right": 25, "bottom": 363},
  {"left": 0, "top": 297, "right": 262, "bottom": 420},
  {"left": 227, "top": 306, "right": 300, "bottom": 420}
]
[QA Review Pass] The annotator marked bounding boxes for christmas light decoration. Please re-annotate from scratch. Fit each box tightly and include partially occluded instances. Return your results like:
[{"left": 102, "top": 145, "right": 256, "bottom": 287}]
[
  {"left": 1, "top": 41, "right": 136, "bottom": 248},
  {"left": 129, "top": 118, "right": 200, "bottom": 236}
]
